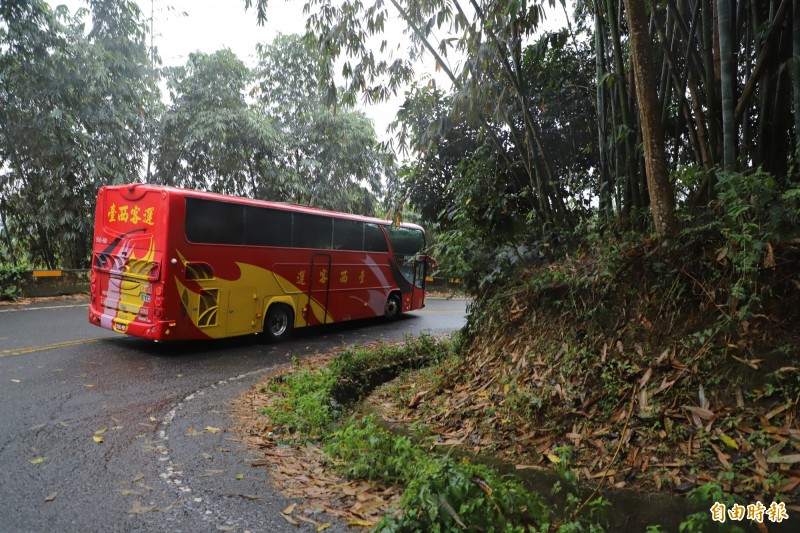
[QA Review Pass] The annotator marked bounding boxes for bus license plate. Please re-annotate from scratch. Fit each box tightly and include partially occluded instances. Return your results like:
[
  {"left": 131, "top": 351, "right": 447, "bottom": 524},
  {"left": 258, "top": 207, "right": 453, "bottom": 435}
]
[{"left": 113, "top": 322, "right": 127, "bottom": 333}]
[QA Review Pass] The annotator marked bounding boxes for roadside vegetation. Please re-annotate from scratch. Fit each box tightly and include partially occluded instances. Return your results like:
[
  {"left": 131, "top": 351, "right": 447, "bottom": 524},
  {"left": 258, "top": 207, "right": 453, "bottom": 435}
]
[
  {"left": 252, "top": 280, "right": 796, "bottom": 531},
  {"left": 253, "top": 337, "right": 612, "bottom": 530},
  {"left": 0, "top": 265, "right": 25, "bottom": 300}
]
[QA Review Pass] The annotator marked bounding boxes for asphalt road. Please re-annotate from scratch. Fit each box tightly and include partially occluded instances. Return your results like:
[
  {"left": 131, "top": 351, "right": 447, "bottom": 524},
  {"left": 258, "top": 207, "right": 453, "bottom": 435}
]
[{"left": 0, "top": 296, "right": 468, "bottom": 533}]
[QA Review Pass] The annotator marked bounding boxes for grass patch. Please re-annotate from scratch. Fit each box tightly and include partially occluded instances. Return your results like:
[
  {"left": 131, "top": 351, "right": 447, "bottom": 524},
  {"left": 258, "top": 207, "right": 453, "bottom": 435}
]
[
  {"left": 258, "top": 336, "right": 619, "bottom": 531},
  {"left": 321, "top": 409, "right": 749, "bottom": 532},
  {"left": 260, "top": 335, "right": 453, "bottom": 441},
  {"left": 261, "top": 365, "right": 339, "bottom": 440},
  {"left": 326, "top": 417, "right": 552, "bottom": 531}
]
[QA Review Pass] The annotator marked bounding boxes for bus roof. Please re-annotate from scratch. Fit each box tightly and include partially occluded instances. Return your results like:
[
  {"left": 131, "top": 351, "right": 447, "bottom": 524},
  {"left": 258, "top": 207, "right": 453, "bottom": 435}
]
[{"left": 103, "top": 183, "right": 424, "bottom": 231}]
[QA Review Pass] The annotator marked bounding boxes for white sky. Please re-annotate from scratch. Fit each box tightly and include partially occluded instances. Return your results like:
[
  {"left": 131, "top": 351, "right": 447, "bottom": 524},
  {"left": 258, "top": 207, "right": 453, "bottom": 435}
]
[
  {"left": 53, "top": 1, "right": 567, "bottom": 146},
  {"left": 54, "top": 0, "right": 442, "bottom": 144}
]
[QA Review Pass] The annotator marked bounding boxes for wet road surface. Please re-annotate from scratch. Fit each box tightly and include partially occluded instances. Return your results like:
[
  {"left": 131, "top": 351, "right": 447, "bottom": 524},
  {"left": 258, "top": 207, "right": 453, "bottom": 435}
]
[{"left": 0, "top": 296, "right": 468, "bottom": 532}]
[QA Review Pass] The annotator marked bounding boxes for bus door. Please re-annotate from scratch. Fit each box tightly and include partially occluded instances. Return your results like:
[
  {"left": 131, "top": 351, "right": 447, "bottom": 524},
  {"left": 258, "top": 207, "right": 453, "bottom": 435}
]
[
  {"left": 308, "top": 253, "right": 332, "bottom": 325},
  {"left": 412, "top": 255, "right": 427, "bottom": 309}
]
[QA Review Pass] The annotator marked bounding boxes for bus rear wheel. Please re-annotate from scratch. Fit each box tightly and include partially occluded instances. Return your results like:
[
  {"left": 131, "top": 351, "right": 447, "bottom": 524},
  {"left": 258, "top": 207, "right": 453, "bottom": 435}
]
[
  {"left": 265, "top": 304, "right": 293, "bottom": 340},
  {"left": 384, "top": 293, "right": 401, "bottom": 320}
]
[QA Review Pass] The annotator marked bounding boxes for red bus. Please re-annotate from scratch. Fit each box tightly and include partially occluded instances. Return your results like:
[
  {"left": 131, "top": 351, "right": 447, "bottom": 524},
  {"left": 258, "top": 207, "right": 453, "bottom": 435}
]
[{"left": 88, "top": 184, "right": 430, "bottom": 341}]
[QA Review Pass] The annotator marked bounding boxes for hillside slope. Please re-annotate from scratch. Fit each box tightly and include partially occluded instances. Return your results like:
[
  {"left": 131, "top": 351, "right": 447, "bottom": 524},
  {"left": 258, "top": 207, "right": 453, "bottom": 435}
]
[{"left": 383, "top": 232, "right": 800, "bottom": 513}]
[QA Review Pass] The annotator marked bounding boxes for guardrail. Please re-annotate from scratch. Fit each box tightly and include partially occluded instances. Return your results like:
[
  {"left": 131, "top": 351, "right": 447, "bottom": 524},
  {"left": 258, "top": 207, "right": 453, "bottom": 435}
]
[
  {"left": 19, "top": 269, "right": 90, "bottom": 298},
  {"left": 424, "top": 276, "right": 464, "bottom": 293}
]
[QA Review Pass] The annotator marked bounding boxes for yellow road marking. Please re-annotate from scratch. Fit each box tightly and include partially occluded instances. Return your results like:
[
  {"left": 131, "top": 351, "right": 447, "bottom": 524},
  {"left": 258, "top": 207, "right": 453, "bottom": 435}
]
[{"left": 0, "top": 337, "right": 105, "bottom": 358}]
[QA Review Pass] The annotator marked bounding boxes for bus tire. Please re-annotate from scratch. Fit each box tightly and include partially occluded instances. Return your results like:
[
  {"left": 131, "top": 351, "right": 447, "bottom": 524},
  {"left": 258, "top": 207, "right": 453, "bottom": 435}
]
[
  {"left": 384, "top": 293, "right": 401, "bottom": 320},
  {"left": 264, "top": 304, "right": 293, "bottom": 340}
]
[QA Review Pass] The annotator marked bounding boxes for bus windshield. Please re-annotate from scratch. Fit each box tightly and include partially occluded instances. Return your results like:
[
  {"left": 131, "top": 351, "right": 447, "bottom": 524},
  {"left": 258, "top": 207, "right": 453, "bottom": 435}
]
[{"left": 385, "top": 226, "right": 425, "bottom": 282}]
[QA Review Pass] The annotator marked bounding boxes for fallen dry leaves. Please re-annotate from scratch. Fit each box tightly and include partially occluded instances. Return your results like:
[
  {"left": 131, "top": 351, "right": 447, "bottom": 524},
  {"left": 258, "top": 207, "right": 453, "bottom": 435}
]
[
  {"left": 233, "top": 334, "right": 800, "bottom": 528},
  {"left": 368, "top": 330, "right": 800, "bottom": 510},
  {"left": 232, "top": 343, "right": 408, "bottom": 528}
]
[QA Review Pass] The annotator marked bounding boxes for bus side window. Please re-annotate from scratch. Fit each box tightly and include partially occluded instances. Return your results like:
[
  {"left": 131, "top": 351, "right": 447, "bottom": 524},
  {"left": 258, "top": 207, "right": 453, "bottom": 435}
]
[
  {"left": 186, "top": 197, "right": 244, "bottom": 245},
  {"left": 293, "top": 213, "right": 332, "bottom": 249},
  {"left": 333, "top": 219, "right": 363, "bottom": 250},
  {"left": 245, "top": 206, "right": 292, "bottom": 247},
  {"left": 364, "top": 223, "right": 388, "bottom": 252}
]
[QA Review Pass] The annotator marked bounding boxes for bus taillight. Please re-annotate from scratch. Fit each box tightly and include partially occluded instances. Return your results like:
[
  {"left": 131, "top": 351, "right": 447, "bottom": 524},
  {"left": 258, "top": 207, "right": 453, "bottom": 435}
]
[{"left": 153, "top": 282, "right": 165, "bottom": 317}]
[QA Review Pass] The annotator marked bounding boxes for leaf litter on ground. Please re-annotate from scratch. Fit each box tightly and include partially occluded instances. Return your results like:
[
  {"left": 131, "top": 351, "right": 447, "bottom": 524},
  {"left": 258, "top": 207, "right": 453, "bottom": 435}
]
[{"left": 232, "top": 343, "right": 410, "bottom": 527}]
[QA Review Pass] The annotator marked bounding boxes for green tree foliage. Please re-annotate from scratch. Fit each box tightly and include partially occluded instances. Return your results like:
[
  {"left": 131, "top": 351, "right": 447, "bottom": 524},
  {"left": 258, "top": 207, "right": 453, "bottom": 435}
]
[
  {"left": 154, "top": 49, "right": 280, "bottom": 198},
  {"left": 254, "top": 34, "right": 390, "bottom": 216},
  {"left": 243, "top": 0, "right": 799, "bottom": 289},
  {"left": 390, "top": 28, "right": 597, "bottom": 290},
  {"left": 243, "top": 1, "right": 602, "bottom": 286},
  {"left": 155, "top": 36, "right": 390, "bottom": 217},
  {"left": 0, "top": 0, "right": 158, "bottom": 268},
  {"left": 2, "top": 2, "right": 393, "bottom": 269},
  {"left": 246, "top": 0, "right": 581, "bottom": 229},
  {"left": 391, "top": 84, "right": 479, "bottom": 223}
]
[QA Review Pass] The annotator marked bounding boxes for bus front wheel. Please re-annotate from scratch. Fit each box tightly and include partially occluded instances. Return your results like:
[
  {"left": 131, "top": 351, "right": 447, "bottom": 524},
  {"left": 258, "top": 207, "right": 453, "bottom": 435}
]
[
  {"left": 265, "top": 304, "right": 293, "bottom": 340},
  {"left": 384, "top": 293, "right": 401, "bottom": 320}
]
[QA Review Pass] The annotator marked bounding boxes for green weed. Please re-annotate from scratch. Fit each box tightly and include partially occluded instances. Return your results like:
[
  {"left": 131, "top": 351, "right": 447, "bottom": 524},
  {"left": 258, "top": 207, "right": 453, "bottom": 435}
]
[
  {"left": 678, "top": 483, "right": 746, "bottom": 533},
  {"left": 0, "top": 265, "right": 25, "bottom": 300},
  {"left": 260, "top": 366, "right": 339, "bottom": 439},
  {"left": 324, "top": 415, "right": 423, "bottom": 483},
  {"left": 261, "top": 336, "right": 453, "bottom": 441}
]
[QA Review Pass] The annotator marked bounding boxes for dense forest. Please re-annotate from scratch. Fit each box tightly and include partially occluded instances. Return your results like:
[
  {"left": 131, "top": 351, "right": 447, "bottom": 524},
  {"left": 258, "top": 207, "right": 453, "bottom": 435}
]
[
  {"left": 2, "top": 0, "right": 798, "bottom": 279},
  {"left": 1, "top": 0, "right": 390, "bottom": 270},
  {"left": 253, "top": 0, "right": 799, "bottom": 292}
]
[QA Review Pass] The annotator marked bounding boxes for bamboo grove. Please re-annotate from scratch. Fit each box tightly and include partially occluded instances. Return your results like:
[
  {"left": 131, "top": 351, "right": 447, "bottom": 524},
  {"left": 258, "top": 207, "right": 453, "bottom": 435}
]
[
  {"left": 594, "top": 0, "right": 800, "bottom": 222},
  {"left": 249, "top": 0, "right": 800, "bottom": 249}
]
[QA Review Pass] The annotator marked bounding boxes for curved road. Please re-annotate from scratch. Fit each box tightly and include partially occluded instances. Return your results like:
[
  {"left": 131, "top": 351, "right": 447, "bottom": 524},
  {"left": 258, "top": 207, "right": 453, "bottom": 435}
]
[{"left": 0, "top": 296, "right": 468, "bottom": 532}]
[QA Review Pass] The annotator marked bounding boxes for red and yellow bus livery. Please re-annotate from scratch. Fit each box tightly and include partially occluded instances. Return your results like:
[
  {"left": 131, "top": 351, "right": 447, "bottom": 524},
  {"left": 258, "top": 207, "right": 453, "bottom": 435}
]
[{"left": 88, "top": 184, "right": 430, "bottom": 341}]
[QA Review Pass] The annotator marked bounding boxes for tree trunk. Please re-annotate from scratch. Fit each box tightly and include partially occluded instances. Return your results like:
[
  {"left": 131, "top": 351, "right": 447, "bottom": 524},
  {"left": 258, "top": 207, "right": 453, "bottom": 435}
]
[
  {"left": 717, "top": 0, "right": 736, "bottom": 170},
  {"left": 0, "top": 196, "right": 17, "bottom": 266},
  {"left": 605, "top": 0, "right": 642, "bottom": 219},
  {"left": 595, "top": 2, "right": 613, "bottom": 217},
  {"left": 624, "top": 0, "right": 678, "bottom": 238},
  {"left": 793, "top": 0, "right": 800, "bottom": 154}
]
